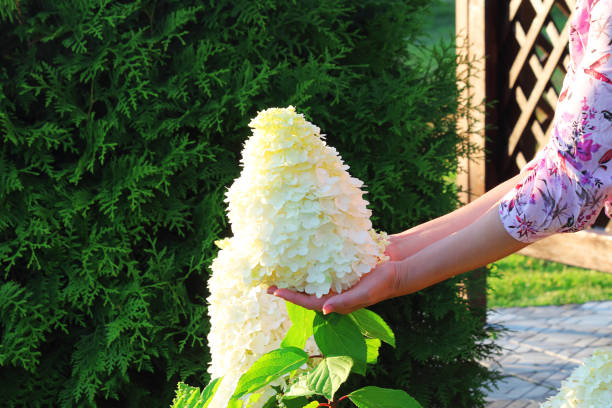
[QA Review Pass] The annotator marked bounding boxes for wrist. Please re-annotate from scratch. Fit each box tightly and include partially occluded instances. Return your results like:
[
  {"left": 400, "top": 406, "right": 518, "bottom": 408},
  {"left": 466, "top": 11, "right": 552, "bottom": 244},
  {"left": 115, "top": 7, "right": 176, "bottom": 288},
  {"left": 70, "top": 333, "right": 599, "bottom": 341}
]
[{"left": 389, "top": 259, "right": 411, "bottom": 298}]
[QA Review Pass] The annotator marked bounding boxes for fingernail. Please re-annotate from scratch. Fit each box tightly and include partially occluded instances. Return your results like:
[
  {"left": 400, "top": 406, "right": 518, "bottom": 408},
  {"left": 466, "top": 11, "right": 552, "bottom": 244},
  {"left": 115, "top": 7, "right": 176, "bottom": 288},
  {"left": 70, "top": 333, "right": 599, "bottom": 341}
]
[{"left": 322, "top": 306, "right": 332, "bottom": 315}]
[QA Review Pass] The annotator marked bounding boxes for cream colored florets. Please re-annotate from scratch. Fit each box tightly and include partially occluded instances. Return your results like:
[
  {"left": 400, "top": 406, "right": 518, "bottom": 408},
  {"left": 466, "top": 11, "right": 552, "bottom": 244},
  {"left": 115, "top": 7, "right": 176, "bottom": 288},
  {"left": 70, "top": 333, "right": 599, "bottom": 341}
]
[
  {"left": 206, "top": 106, "right": 387, "bottom": 407},
  {"left": 540, "top": 349, "right": 612, "bottom": 408},
  {"left": 225, "top": 106, "right": 388, "bottom": 297},
  {"left": 207, "top": 239, "right": 319, "bottom": 408}
]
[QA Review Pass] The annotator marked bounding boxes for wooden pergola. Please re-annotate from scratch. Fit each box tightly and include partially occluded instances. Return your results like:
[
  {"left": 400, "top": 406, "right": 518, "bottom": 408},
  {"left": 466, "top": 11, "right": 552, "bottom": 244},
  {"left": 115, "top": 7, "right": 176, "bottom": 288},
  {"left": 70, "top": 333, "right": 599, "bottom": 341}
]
[{"left": 456, "top": 0, "right": 612, "bottom": 279}]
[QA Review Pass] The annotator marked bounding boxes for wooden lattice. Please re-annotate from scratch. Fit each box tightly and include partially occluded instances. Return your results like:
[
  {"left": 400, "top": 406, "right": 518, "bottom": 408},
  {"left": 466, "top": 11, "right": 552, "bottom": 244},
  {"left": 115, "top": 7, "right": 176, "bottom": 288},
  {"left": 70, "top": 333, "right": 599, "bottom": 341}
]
[
  {"left": 457, "top": 0, "right": 612, "bottom": 274},
  {"left": 505, "top": 0, "right": 576, "bottom": 171}
]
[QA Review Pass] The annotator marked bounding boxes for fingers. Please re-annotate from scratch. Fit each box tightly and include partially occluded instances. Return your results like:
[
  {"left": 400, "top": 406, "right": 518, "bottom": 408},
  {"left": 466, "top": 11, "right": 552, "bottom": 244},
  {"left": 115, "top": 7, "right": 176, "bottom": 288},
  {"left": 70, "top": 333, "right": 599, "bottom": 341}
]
[
  {"left": 268, "top": 286, "right": 330, "bottom": 311},
  {"left": 267, "top": 261, "right": 399, "bottom": 315},
  {"left": 384, "top": 234, "right": 406, "bottom": 261},
  {"left": 268, "top": 284, "right": 365, "bottom": 315},
  {"left": 322, "top": 286, "right": 368, "bottom": 315}
]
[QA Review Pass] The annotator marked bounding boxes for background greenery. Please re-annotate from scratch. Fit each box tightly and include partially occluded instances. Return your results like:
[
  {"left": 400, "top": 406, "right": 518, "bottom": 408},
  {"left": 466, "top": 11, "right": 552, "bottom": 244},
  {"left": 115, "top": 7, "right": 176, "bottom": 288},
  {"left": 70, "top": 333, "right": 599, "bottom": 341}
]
[
  {"left": 489, "top": 255, "right": 612, "bottom": 308},
  {"left": 422, "top": 0, "right": 455, "bottom": 47},
  {"left": 0, "top": 0, "right": 499, "bottom": 407}
]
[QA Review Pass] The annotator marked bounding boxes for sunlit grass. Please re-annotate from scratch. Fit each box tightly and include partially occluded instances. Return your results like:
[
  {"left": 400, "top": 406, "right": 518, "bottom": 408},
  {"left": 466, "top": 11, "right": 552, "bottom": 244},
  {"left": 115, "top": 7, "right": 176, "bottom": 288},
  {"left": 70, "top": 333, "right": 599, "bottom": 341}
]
[{"left": 488, "top": 254, "right": 612, "bottom": 308}]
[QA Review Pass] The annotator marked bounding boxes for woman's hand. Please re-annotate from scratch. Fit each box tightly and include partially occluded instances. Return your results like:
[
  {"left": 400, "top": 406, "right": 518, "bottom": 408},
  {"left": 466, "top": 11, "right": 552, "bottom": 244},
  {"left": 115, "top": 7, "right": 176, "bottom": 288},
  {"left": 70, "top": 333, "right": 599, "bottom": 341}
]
[{"left": 267, "top": 260, "right": 401, "bottom": 315}]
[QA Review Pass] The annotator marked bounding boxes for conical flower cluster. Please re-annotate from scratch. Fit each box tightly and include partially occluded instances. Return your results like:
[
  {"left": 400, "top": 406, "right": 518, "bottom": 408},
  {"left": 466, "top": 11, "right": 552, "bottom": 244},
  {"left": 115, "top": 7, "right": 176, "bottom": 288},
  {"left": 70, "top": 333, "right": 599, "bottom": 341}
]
[
  {"left": 206, "top": 239, "right": 301, "bottom": 407},
  {"left": 540, "top": 349, "right": 612, "bottom": 408},
  {"left": 224, "top": 106, "right": 388, "bottom": 296},
  {"left": 206, "top": 106, "right": 388, "bottom": 407}
]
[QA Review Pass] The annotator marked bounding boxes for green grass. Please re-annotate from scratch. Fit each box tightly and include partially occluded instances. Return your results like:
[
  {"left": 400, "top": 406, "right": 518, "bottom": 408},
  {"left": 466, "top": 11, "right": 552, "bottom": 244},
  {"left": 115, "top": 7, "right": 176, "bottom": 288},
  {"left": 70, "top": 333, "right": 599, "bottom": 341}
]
[{"left": 488, "top": 254, "right": 612, "bottom": 308}]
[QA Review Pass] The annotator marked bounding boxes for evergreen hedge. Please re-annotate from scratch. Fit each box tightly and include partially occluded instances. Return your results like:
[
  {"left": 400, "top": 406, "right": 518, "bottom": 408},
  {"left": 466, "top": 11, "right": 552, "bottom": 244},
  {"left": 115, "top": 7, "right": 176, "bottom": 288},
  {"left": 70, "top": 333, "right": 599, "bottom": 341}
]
[{"left": 0, "top": 0, "right": 499, "bottom": 407}]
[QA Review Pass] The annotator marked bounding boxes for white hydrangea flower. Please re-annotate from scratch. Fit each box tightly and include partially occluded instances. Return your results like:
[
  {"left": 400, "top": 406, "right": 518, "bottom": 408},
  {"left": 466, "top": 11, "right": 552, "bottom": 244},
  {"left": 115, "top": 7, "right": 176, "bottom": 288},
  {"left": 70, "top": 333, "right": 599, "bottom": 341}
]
[
  {"left": 225, "top": 106, "right": 388, "bottom": 297},
  {"left": 206, "top": 106, "right": 387, "bottom": 407},
  {"left": 207, "top": 238, "right": 319, "bottom": 408},
  {"left": 540, "top": 348, "right": 612, "bottom": 408}
]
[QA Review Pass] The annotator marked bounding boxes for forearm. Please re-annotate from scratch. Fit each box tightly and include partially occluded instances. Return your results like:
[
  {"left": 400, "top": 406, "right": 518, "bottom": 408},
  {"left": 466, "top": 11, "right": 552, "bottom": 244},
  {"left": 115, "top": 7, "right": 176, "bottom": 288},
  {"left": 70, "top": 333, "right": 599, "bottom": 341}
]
[
  {"left": 393, "top": 202, "right": 529, "bottom": 296},
  {"left": 388, "top": 173, "right": 523, "bottom": 259}
]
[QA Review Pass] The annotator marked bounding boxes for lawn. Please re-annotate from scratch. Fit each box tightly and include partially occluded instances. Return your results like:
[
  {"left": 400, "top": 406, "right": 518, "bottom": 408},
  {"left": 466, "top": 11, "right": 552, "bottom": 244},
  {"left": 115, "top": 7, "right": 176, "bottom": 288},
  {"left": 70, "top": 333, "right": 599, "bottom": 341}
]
[{"left": 488, "top": 254, "right": 612, "bottom": 308}]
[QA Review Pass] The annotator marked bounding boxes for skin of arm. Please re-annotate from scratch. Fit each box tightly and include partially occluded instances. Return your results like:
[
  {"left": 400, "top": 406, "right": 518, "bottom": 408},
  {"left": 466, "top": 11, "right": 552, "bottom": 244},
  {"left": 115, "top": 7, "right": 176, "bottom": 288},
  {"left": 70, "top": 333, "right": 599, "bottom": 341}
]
[
  {"left": 386, "top": 173, "right": 524, "bottom": 261},
  {"left": 269, "top": 199, "right": 530, "bottom": 314}
]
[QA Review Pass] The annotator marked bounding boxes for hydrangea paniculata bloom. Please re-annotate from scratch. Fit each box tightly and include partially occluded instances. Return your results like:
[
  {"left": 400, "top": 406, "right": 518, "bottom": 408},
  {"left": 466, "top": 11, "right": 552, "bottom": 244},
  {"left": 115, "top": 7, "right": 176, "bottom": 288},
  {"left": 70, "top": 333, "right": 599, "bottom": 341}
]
[
  {"left": 207, "top": 238, "right": 319, "bottom": 407},
  {"left": 206, "top": 106, "right": 387, "bottom": 406},
  {"left": 540, "top": 348, "right": 612, "bottom": 408},
  {"left": 225, "top": 106, "right": 389, "bottom": 297}
]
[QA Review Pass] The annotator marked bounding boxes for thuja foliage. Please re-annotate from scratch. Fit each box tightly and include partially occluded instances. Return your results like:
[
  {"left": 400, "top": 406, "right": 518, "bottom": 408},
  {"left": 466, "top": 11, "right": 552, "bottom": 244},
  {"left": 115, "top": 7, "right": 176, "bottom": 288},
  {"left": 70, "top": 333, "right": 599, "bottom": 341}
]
[{"left": 0, "top": 0, "right": 499, "bottom": 407}]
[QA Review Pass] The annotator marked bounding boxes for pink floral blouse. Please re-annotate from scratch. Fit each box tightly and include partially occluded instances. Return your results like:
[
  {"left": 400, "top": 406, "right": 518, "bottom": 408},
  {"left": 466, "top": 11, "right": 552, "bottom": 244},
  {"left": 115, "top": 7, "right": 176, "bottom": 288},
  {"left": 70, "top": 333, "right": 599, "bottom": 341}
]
[{"left": 499, "top": 0, "right": 612, "bottom": 243}]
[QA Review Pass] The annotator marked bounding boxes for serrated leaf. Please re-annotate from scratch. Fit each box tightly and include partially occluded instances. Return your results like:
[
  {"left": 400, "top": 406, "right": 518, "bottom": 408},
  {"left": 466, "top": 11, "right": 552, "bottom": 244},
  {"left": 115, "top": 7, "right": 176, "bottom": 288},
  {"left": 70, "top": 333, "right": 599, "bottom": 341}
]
[
  {"left": 349, "top": 309, "right": 395, "bottom": 347},
  {"left": 282, "top": 302, "right": 315, "bottom": 349},
  {"left": 365, "top": 338, "right": 381, "bottom": 364},
  {"left": 285, "top": 356, "right": 352, "bottom": 400},
  {"left": 313, "top": 312, "right": 366, "bottom": 375},
  {"left": 309, "top": 356, "right": 353, "bottom": 400},
  {"left": 232, "top": 347, "right": 309, "bottom": 399},
  {"left": 170, "top": 379, "right": 221, "bottom": 408},
  {"left": 285, "top": 374, "right": 314, "bottom": 399},
  {"left": 170, "top": 382, "right": 201, "bottom": 408},
  {"left": 349, "top": 386, "right": 423, "bottom": 408}
]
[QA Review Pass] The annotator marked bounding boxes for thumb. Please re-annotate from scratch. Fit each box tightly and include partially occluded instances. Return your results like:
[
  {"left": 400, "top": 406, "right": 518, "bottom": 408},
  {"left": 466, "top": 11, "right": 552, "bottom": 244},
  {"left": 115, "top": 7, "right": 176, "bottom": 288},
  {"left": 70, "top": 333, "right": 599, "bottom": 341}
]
[
  {"left": 322, "top": 288, "right": 367, "bottom": 315},
  {"left": 322, "top": 301, "right": 336, "bottom": 315}
]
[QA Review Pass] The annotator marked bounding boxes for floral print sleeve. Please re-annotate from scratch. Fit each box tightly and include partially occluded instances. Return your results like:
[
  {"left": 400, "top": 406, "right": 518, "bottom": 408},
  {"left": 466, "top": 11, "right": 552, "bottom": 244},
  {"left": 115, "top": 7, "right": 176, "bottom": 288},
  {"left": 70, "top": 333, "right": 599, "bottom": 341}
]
[{"left": 499, "top": 0, "right": 612, "bottom": 243}]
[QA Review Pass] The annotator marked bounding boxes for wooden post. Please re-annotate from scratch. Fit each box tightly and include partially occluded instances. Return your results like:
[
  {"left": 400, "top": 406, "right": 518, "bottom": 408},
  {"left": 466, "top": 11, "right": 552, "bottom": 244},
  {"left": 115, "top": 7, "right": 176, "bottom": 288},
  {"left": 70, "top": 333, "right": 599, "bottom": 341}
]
[
  {"left": 456, "top": 0, "right": 489, "bottom": 317},
  {"left": 456, "top": 0, "right": 486, "bottom": 205}
]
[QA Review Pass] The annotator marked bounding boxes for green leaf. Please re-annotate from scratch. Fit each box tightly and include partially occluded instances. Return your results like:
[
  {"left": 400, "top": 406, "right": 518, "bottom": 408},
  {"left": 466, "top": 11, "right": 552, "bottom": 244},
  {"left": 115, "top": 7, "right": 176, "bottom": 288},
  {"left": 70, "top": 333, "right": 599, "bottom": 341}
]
[
  {"left": 170, "top": 379, "right": 221, "bottom": 408},
  {"left": 308, "top": 356, "right": 353, "bottom": 400},
  {"left": 201, "top": 378, "right": 222, "bottom": 408},
  {"left": 349, "top": 309, "right": 396, "bottom": 348},
  {"left": 247, "top": 392, "right": 272, "bottom": 407},
  {"left": 302, "top": 402, "right": 319, "bottom": 408},
  {"left": 285, "top": 356, "right": 352, "bottom": 400},
  {"left": 365, "top": 338, "right": 381, "bottom": 364},
  {"left": 170, "top": 382, "right": 201, "bottom": 408},
  {"left": 228, "top": 398, "right": 243, "bottom": 408},
  {"left": 260, "top": 395, "right": 278, "bottom": 408},
  {"left": 281, "top": 396, "right": 311, "bottom": 408},
  {"left": 232, "top": 347, "right": 309, "bottom": 399},
  {"left": 349, "top": 386, "right": 423, "bottom": 408},
  {"left": 313, "top": 312, "right": 367, "bottom": 375},
  {"left": 282, "top": 302, "right": 315, "bottom": 349},
  {"left": 352, "top": 355, "right": 367, "bottom": 376},
  {"left": 285, "top": 374, "right": 314, "bottom": 399}
]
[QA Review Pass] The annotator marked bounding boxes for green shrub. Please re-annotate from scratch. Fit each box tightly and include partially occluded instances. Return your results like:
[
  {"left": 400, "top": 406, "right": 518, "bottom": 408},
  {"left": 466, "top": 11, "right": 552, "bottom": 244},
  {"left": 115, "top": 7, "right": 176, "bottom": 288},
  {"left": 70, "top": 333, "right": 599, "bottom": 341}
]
[{"left": 0, "top": 0, "right": 499, "bottom": 406}]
